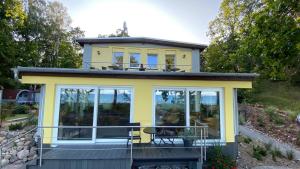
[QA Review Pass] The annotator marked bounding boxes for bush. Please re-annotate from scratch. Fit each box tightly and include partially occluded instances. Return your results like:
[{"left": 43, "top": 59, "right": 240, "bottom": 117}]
[
  {"left": 243, "top": 137, "right": 252, "bottom": 144},
  {"left": 286, "top": 149, "right": 294, "bottom": 160},
  {"left": 265, "top": 106, "right": 284, "bottom": 125},
  {"left": 271, "top": 147, "right": 283, "bottom": 161},
  {"left": 264, "top": 142, "right": 272, "bottom": 151},
  {"left": 9, "top": 123, "right": 24, "bottom": 131},
  {"left": 12, "top": 105, "right": 30, "bottom": 114},
  {"left": 207, "top": 145, "right": 236, "bottom": 169},
  {"left": 252, "top": 145, "right": 267, "bottom": 160},
  {"left": 257, "top": 116, "right": 265, "bottom": 127}
]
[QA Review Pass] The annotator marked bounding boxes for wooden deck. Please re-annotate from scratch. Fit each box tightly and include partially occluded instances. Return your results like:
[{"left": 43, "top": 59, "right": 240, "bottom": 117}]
[{"left": 27, "top": 144, "right": 204, "bottom": 169}]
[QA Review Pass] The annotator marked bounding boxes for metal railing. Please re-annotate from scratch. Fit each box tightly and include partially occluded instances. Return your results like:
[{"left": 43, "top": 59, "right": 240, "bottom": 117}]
[
  {"left": 0, "top": 124, "right": 208, "bottom": 168},
  {"left": 83, "top": 62, "right": 192, "bottom": 72}
]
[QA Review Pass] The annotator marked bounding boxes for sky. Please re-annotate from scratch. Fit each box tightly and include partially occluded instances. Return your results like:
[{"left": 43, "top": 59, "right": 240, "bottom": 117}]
[{"left": 58, "top": 0, "right": 221, "bottom": 45}]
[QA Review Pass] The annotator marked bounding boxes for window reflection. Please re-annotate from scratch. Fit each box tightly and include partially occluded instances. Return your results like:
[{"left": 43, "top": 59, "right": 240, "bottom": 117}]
[
  {"left": 58, "top": 88, "right": 95, "bottom": 140},
  {"left": 189, "top": 91, "right": 220, "bottom": 139},
  {"left": 97, "top": 89, "right": 131, "bottom": 138}
]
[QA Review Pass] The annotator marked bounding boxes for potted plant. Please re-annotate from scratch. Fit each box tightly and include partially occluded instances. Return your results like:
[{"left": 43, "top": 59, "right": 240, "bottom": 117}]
[{"left": 180, "top": 128, "right": 195, "bottom": 147}]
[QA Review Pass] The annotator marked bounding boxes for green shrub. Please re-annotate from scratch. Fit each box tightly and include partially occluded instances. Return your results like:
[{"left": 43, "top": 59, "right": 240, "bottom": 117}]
[
  {"left": 271, "top": 147, "right": 283, "bottom": 161},
  {"left": 264, "top": 142, "right": 272, "bottom": 151},
  {"left": 257, "top": 116, "right": 265, "bottom": 127},
  {"left": 252, "top": 145, "right": 267, "bottom": 160},
  {"left": 12, "top": 105, "right": 30, "bottom": 114},
  {"left": 239, "top": 115, "right": 246, "bottom": 125},
  {"left": 9, "top": 123, "right": 24, "bottom": 131},
  {"left": 265, "top": 106, "right": 277, "bottom": 116},
  {"left": 243, "top": 137, "right": 252, "bottom": 144},
  {"left": 286, "top": 149, "right": 294, "bottom": 160},
  {"left": 207, "top": 145, "right": 236, "bottom": 168},
  {"left": 287, "top": 110, "right": 299, "bottom": 121}
]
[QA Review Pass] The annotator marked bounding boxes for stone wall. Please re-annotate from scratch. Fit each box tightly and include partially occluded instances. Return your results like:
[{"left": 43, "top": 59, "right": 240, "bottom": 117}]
[{"left": 0, "top": 127, "right": 37, "bottom": 167}]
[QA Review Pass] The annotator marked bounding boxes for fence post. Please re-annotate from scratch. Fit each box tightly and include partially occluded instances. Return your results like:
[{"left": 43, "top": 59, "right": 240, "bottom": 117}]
[
  {"left": 39, "top": 129, "right": 43, "bottom": 167},
  {"left": 130, "top": 127, "right": 133, "bottom": 166}
]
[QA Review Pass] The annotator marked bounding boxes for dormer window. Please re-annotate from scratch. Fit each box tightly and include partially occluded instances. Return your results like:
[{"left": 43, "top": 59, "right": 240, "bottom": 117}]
[
  {"left": 112, "top": 52, "right": 124, "bottom": 68},
  {"left": 147, "top": 54, "right": 158, "bottom": 69},
  {"left": 130, "top": 53, "right": 141, "bottom": 68}
]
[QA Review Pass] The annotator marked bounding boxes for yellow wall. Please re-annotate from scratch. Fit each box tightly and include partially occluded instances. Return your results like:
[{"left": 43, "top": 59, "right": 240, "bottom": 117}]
[
  {"left": 21, "top": 76, "right": 252, "bottom": 144},
  {"left": 91, "top": 44, "right": 193, "bottom": 72}
]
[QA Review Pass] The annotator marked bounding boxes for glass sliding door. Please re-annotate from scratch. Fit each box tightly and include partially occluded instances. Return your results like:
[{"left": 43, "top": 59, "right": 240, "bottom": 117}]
[
  {"left": 57, "top": 88, "right": 95, "bottom": 140},
  {"left": 97, "top": 88, "right": 132, "bottom": 139},
  {"left": 189, "top": 90, "right": 221, "bottom": 139}
]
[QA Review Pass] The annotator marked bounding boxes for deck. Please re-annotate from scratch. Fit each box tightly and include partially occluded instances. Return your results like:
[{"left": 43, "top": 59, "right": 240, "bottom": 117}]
[{"left": 27, "top": 144, "right": 205, "bottom": 169}]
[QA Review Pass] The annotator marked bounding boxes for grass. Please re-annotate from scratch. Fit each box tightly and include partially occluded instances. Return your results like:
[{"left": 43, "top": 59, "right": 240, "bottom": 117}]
[
  {"left": 250, "top": 80, "right": 300, "bottom": 112},
  {"left": 252, "top": 145, "right": 267, "bottom": 160},
  {"left": 5, "top": 114, "right": 30, "bottom": 121},
  {"left": 286, "top": 149, "right": 294, "bottom": 160}
]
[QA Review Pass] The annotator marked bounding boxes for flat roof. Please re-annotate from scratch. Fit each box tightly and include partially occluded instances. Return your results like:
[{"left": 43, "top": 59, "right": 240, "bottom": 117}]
[
  {"left": 76, "top": 37, "right": 207, "bottom": 50},
  {"left": 14, "top": 67, "right": 258, "bottom": 81}
]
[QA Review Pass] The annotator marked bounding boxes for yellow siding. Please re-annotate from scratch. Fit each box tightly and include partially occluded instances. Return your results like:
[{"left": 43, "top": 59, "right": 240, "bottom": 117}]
[
  {"left": 90, "top": 45, "right": 193, "bottom": 72},
  {"left": 21, "top": 76, "right": 252, "bottom": 144}
]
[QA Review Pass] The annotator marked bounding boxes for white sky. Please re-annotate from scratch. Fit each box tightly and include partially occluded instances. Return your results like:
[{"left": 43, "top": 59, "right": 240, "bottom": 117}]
[{"left": 58, "top": 0, "right": 221, "bottom": 44}]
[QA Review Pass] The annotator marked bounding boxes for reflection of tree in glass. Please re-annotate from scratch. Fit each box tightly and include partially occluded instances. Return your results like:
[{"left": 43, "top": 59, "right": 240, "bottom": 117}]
[{"left": 161, "top": 91, "right": 169, "bottom": 102}]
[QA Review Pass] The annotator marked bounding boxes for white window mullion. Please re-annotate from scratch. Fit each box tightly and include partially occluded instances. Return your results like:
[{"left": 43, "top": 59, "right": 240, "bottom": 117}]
[{"left": 92, "top": 88, "right": 99, "bottom": 143}]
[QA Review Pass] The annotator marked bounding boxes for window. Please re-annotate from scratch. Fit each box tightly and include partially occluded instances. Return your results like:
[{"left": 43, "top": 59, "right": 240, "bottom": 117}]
[
  {"left": 154, "top": 88, "right": 223, "bottom": 140},
  {"left": 97, "top": 88, "right": 132, "bottom": 138},
  {"left": 147, "top": 54, "right": 158, "bottom": 69},
  {"left": 112, "top": 52, "right": 124, "bottom": 68},
  {"left": 189, "top": 90, "right": 220, "bottom": 139},
  {"left": 165, "top": 55, "right": 176, "bottom": 71},
  {"left": 57, "top": 88, "right": 95, "bottom": 140},
  {"left": 130, "top": 53, "right": 141, "bottom": 68}
]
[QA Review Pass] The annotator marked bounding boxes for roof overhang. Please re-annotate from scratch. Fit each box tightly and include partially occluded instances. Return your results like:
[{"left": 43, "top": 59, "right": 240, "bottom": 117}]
[
  {"left": 13, "top": 67, "right": 259, "bottom": 81},
  {"left": 76, "top": 37, "right": 207, "bottom": 50}
]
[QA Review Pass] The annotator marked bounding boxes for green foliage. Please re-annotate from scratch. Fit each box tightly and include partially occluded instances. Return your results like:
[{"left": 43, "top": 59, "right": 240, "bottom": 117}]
[
  {"left": 12, "top": 105, "right": 30, "bottom": 114},
  {"left": 9, "top": 122, "right": 24, "bottom": 131},
  {"left": 204, "top": 0, "right": 300, "bottom": 81},
  {"left": 0, "top": 0, "right": 84, "bottom": 88},
  {"left": 271, "top": 147, "right": 283, "bottom": 161},
  {"left": 257, "top": 116, "right": 265, "bottom": 127},
  {"left": 286, "top": 149, "right": 294, "bottom": 160},
  {"left": 243, "top": 137, "right": 252, "bottom": 144},
  {"left": 207, "top": 145, "right": 236, "bottom": 169},
  {"left": 252, "top": 145, "right": 267, "bottom": 160},
  {"left": 264, "top": 142, "right": 272, "bottom": 151}
]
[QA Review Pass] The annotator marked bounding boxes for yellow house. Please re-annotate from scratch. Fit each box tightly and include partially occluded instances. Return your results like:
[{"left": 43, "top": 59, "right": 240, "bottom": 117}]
[{"left": 14, "top": 37, "right": 257, "bottom": 169}]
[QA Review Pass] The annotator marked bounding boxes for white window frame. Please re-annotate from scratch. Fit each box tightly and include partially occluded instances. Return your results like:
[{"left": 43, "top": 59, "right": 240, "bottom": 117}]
[
  {"left": 52, "top": 85, "right": 134, "bottom": 145},
  {"left": 152, "top": 87, "right": 225, "bottom": 144}
]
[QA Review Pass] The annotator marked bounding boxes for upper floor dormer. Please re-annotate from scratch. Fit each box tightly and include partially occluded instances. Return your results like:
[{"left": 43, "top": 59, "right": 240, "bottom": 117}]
[{"left": 76, "top": 37, "right": 207, "bottom": 72}]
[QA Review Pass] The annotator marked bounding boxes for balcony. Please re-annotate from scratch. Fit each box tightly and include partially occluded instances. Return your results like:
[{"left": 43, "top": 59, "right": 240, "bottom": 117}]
[{"left": 83, "top": 62, "right": 193, "bottom": 72}]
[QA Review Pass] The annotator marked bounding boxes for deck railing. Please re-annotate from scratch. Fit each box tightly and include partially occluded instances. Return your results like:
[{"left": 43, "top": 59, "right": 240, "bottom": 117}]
[
  {"left": 0, "top": 123, "right": 208, "bottom": 168},
  {"left": 83, "top": 61, "right": 193, "bottom": 72}
]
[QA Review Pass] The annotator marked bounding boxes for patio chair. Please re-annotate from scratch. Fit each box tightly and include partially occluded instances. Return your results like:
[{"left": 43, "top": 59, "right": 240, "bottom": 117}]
[{"left": 127, "top": 122, "right": 141, "bottom": 147}]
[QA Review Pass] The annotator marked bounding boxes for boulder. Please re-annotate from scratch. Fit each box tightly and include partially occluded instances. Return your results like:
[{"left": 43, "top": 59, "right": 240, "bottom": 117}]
[
  {"left": 0, "top": 137, "right": 5, "bottom": 143},
  {"left": 9, "top": 155, "right": 18, "bottom": 163},
  {"left": 0, "top": 131, "right": 7, "bottom": 136},
  {"left": 16, "top": 141, "right": 24, "bottom": 147},
  {"left": 24, "top": 141, "right": 31, "bottom": 146},
  {"left": 17, "top": 149, "right": 29, "bottom": 160},
  {"left": 1, "top": 159, "right": 9, "bottom": 167}
]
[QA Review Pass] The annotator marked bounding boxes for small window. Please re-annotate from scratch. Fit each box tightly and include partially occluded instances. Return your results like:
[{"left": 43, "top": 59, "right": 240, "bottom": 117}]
[
  {"left": 130, "top": 53, "right": 141, "bottom": 68},
  {"left": 112, "top": 52, "right": 124, "bottom": 68},
  {"left": 147, "top": 54, "right": 158, "bottom": 69},
  {"left": 165, "top": 54, "right": 176, "bottom": 71}
]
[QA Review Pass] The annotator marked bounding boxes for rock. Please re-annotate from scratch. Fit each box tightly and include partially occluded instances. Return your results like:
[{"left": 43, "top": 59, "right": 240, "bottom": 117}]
[
  {"left": 16, "top": 146, "right": 23, "bottom": 151},
  {"left": 4, "top": 154, "right": 11, "bottom": 160},
  {"left": 0, "top": 137, "right": 4, "bottom": 143},
  {"left": 16, "top": 141, "right": 24, "bottom": 147},
  {"left": 296, "top": 114, "right": 300, "bottom": 124},
  {"left": 20, "top": 138, "right": 25, "bottom": 141},
  {"left": 0, "top": 131, "right": 7, "bottom": 136},
  {"left": 22, "top": 157, "right": 27, "bottom": 162},
  {"left": 17, "top": 149, "right": 29, "bottom": 160},
  {"left": 1, "top": 159, "right": 9, "bottom": 167},
  {"left": 29, "top": 147, "right": 36, "bottom": 156},
  {"left": 9, "top": 155, "right": 18, "bottom": 163},
  {"left": 14, "top": 160, "right": 23, "bottom": 164},
  {"left": 24, "top": 141, "right": 31, "bottom": 146},
  {"left": 11, "top": 149, "right": 17, "bottom": 156}
]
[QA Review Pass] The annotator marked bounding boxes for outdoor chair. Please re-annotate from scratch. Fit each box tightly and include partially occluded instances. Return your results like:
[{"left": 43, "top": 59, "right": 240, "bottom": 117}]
[{"left": 127, "top": 122, "right": 141, "bottom": 147}]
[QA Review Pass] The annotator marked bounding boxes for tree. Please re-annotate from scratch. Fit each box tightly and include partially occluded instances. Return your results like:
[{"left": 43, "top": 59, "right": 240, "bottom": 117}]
[
  {"left": 204, "top": 0, "right": 300, "bottom": 81},
  {"left": 98, "top": 21, "right": 130, "bottom": 38}
]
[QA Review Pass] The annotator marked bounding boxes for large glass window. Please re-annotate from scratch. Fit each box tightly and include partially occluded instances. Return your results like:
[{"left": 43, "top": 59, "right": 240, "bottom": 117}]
[
  {"left": 57, "top": 88, "right": 95, "bottom": 140},
  {"left": 112, "top": 52, "right": 124, "bottom": 68},
  {"left": 189, "top": 91, "right": 220, "bottom": 139},
  {"left": 97, "top": 88, "right": 132, "bottom": 138},
  {"left": 155, "top": 90, "right": 186, "bottom": 126},
  {"left": 130, "top": 53, "right": 141, "bottom": 68},
  {"left": 147, "top": 54, "right": 158, "bottom": 69}
]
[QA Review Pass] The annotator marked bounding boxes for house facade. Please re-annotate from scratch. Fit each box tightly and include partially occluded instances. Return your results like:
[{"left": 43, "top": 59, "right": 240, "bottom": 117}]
[{"left": 14, "top": 37, "right": 257, "bottom": 169}]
